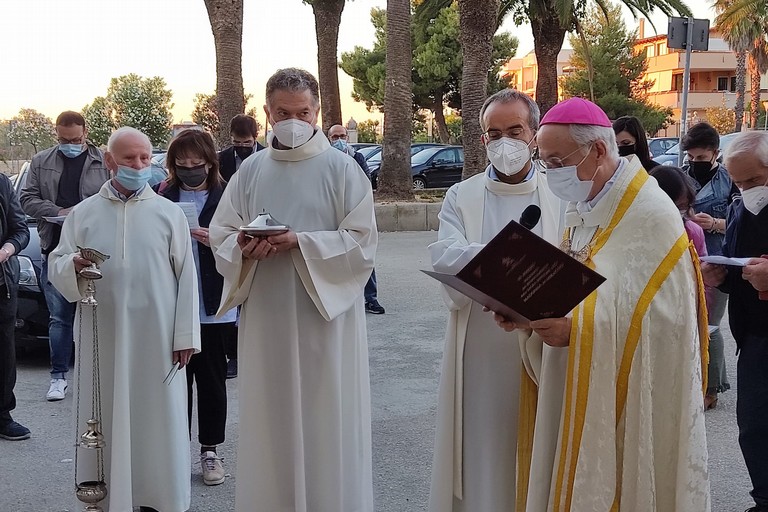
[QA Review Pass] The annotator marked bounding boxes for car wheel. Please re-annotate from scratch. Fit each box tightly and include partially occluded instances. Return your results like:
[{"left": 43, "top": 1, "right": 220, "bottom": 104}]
[{"left": 413, "top": 176, "right": 427, "bottom": 189}]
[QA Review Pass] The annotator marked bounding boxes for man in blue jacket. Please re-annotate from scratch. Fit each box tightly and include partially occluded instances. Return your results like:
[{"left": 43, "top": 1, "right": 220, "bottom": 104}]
[{"left": 703, "top": 130, "right": 768, "bottom": 512}]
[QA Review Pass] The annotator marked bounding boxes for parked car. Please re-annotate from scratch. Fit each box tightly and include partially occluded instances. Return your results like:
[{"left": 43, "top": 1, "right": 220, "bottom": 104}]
[
  {"left": 411, "top": 143, "right": 446, "bottom": 155},
  {"left": 411, "top": 145, "right": 464, "bottom": 189},
  {"left": 358, "top": 145, "right": 382, "bottom": 189},
  {"left": 12, "top": 162, "right": 49, "bottom": 347},
  {"left": 349, "top": 143, "right": 379, "bottom": 152},
  {"left": 648, "top": 137, "right": 679, "bottom": 158},
  {"left": 657, "top": 131, "right": 741, "bottom": 167}
]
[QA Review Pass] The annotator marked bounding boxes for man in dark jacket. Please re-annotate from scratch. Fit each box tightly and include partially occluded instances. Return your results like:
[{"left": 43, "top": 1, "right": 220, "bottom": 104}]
[
  {"left": 328, "top": 124, "right": 384, "bottom": 315},
  {"left": 218, "top": 114, "right": 265, "bottom": 182},
  {"left": 20, "top": 111, "right": 109, "bottom": 402},
  {"left": 0, "top": 174, "right": 31, "bottom": 440},
  {"left": 703, "top": 131, "right": 768, "bottom": 512}
]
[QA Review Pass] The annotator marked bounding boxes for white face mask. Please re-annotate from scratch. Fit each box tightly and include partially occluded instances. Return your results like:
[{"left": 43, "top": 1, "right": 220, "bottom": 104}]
[
  {"left": 271, "top": 119, "right": 314, "bottom": 148},
  {"left": 741, "top": 176, "right": 768, "bottom": 215},
  {"left": 545, "top": 146, "right": 598, "bottom": 203},
  {"left": 485, "top": 137, "right": 533, "bottom": 176}
]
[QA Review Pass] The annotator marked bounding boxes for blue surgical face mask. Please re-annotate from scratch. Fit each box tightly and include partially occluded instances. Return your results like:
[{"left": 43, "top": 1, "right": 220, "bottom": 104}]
[
  {"left": 331, "top": 139, "right": 348, "bottom": 152},
  {"left": 115, "top": 165, "right": 153, "bottom": 191},
  {"left": 59, "top": 143, "right": 85, "bottom": 158}
]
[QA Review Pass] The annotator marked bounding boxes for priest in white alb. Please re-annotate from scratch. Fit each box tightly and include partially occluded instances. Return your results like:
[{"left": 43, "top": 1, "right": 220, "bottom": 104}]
[
  {"left": 49, "top": 126, "right": 201, "bottom": 512},
  {"left": 495, "top": 98, "right": 710, "bottom": 511},
  {"left": 428, "top": 88, "right": 565, "bottom": 512},
  {"left": 209, "top": 68, "right": 377, "bottom": 512}
]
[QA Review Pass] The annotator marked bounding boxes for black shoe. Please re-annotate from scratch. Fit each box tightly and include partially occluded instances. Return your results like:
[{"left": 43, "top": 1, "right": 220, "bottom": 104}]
[
  {"left": 226, "top": 358, "right": 238, "bottom": 379},
  {"left": 745, "top": 507, "right": 768, "bottom": 512},
  {"left": 0, "top": 420, "right": 31, "bottom": 441},
  {"left": 139, "top": 508, "right": 159, "bottom": 512},
  {"left": 365, "top": 300, "right": 385, "bottom": 314}
]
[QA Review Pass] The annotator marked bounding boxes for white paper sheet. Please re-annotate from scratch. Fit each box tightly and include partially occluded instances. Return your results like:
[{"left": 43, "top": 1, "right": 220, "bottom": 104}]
[
  {"left": 176, "top": 202, "right": 200, "bottom": 229},
  {"left": 700, "top": 255, "right": 753, "bottom": 267}
]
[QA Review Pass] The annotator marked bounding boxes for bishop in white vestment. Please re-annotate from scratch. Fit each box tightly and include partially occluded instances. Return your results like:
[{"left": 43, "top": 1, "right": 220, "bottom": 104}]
[
  {"left": 49, "top": 127, "right": 201, "bottom": 512},
  {"left": 209, "top": 68, "right": 377, "bottom": 512},
  {"left": 507, "top": 98, "right": 710, "bottom": 512},
  {"left": 428, "top": 90, "right": 566, "bottom": 512}
]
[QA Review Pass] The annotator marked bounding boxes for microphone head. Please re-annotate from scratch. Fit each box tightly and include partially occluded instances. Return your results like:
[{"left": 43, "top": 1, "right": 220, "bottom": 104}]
[{"left": 520, "top": 205, "right": 541, "bottom": 230}]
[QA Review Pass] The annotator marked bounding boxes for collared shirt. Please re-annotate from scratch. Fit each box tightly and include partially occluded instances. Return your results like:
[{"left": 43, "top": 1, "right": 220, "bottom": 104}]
[
  {"left": 234, "top": 152, "right": 243, "bottom": 171},
  {"left": 575, "top": 157, "right": 627, "bottom": 214},
  {"left": 107, "top": 181, "right": 146, "bottom": 202},
  {"left": 488, "top": 165, "right": 535, "bottom": 183}
]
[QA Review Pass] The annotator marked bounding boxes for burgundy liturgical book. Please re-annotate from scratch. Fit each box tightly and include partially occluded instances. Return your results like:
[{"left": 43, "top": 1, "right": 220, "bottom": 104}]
[{"left": 424, "top": 219, "right": 606, "bottom": 324}]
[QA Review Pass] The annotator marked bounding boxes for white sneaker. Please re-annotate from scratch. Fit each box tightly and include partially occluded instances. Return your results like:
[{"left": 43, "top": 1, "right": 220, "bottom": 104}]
[
  {"left": 200, "top": 451, "right": 225, "bottom": 486},
  {"left": 46, "top": 379, "right": 67, "bottom": 401}
]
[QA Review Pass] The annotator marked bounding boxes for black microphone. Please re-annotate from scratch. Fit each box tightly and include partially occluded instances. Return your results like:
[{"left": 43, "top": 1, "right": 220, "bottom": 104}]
[{"left": 519, "top": 204, "right": 541, "bottom": 230}]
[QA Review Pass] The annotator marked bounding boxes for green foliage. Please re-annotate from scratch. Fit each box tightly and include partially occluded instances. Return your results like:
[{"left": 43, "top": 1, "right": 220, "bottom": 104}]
[
  {"left": 192, "top": 92, "right": 261, "bottom": 137},
  {"left": 445, "top": 113, "right": 462, "bottom": 142},
  {"left": 82, "top": 74, "right": 174, "bottom": 147},
  {"left": 8, "top": 108, "right": 56, "bottom": 153},
  {"left": 705, "top": 101, "right": 737, "bottom": 135},
  {"left": 339, "top": 4, "right": 518, "bottom": 132},
  {"left": 356, "top": 119, "right": 381, "bottom": 143},
  {"left": 560, "top": 2, "right": 673, "bottom": 134}
]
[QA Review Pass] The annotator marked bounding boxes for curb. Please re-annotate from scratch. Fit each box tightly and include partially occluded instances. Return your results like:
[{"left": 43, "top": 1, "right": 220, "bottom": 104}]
[{"left": 374, "top": 202, "right": 443, "bottom": 232}]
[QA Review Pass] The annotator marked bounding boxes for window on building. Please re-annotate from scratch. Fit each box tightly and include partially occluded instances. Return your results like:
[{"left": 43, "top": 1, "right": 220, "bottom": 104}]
[
  {"left": 656, "top": 42, "right": 666, "bottom": 55},
  {"left": 730, "top": 76, "right": 737, "bottom": 92},
  {"left": 717, "top": 76, "right": 729, "bottom": 91},
  {"left": 672, "top": 74, "right": 683, "bottom": 91},
  {"left": 646, "top": 44, "right": 656, "bottom": 57}
]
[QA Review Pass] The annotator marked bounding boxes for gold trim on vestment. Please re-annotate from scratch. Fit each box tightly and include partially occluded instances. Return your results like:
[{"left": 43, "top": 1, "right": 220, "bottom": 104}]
[
  {"left": 516, "top": 370, "right": 539, "bottom": 511},
  {"left": 689, "top": 242, "right": 710, "bottom": 395},
  {"left": 553, "top": 169, "right": 649, "bottom": 511}
]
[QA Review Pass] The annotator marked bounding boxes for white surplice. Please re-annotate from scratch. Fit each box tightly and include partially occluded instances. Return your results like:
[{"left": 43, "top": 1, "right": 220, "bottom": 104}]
[
  {"left": 427, "top": 168, "right": 566, "bottom": 512},
  {"left": 519, "top": 157, "right": 710, "bottom": 512},
  {"left": 209, "top": 130, "right": 377, "bottom": 512},
  {"left": 49, "top": 183, "right": 201, "bottom": 512}
]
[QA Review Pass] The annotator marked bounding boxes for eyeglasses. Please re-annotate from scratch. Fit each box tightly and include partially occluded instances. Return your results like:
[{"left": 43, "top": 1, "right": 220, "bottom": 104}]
[
  {"left": 483, "top": 128, "right": 527, "bottom": 141},
  {"left": 58, "top": 137, "right": 84, "bottom": 144},
  {"left": 329, "top": 134, "right": 348, "bottom": 141},
  {"left": 537, "top": 143, "right": 593, "bottom": 170},
  {"left": 231, "top": 140, "right": 255, "bottom": 147}
]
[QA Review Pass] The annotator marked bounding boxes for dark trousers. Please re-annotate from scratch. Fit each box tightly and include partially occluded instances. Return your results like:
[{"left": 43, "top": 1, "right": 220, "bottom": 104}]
[
  {"left": 364, "top": 268, "right": 378, "bottom": 303},
  {"left": 225, "top": 324, "right": 237, "bottom": 361},
  {"left": 186, "top": 322, "right": 233, "bottom": 446},
  {"left": 737, "top": 334, "right": 768, "bottom": 507},
  {"left": 0, "top": 282, "right": 19, "bottom": 425}
]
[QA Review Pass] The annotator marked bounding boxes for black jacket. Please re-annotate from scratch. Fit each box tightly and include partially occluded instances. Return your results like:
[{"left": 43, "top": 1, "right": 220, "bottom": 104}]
[
  {"left": 218, "top": 143, "right": 266, "bottom": 182},
  {"left": 720, "top": 196, "right": 768, "bottom": 346},
  {"left": 0, "top": 174, "right": 30, "bottom": 293},
  {"left": 156, "top": 181, "right": 226, "bottom": 316}
]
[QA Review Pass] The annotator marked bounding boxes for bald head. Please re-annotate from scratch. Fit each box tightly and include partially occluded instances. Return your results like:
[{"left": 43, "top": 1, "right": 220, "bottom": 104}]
[
  {"left": 328, "top": 124, "right": 348, "bottom": 141},
  {"left": 105, "top": 127, "right": 153, "bottom": 173}
]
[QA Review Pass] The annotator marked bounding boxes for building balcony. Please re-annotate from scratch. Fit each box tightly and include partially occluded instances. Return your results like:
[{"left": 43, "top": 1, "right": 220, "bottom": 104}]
[
  {"left": 644, "top": 51, "right": 737, "bottom": 73},
  {"left": 647, "top": 90, "right": 748, "bottom": 110}
]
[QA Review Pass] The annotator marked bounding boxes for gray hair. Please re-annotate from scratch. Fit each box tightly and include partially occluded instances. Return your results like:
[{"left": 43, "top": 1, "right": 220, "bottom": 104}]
[
  {"left": 107, "top": 126, "right": 152, "bottom": 153},
  {"left": 725, "top": 131, "right": 768, "bottom": 168},
  {"left": 569, "top": 124, "right": 619, "bottom": 160},
  {"left": 479, "top": 89, "right": 540, "bottom": 132},
  {"left": 266, "top": 68, "right": 320, "bottom": 107}
]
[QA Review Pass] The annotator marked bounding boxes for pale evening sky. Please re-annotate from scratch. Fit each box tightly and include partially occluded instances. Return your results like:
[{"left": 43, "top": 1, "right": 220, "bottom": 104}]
[{"left": 0, "top": 0, "right": 714, "bottom": 128}]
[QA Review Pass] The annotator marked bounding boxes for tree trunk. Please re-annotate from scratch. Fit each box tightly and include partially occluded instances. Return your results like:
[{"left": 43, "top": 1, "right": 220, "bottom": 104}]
[
  {"left": 531, "top": 6, "right": 567, "bottom": 116},
  {"left": 750, "top": 52, "right": 761, "bottom": 129},
  {"left": 379, "top": 0, "right": 413, "bottom": 199},
  {"left": 458, "top": 0, "right": 500, "bottom": 179},
  {"left": 433, "top": 95, "right": 450, "bottom": 143},
  {"left": 735, "top": 49, "right": 746, "bottom": 132},
  {"left": 312, "top": 0, "right": 346, "bottom": 132},
  {"left": 204, "top": 0, "right": 245, "bottom": 148}
]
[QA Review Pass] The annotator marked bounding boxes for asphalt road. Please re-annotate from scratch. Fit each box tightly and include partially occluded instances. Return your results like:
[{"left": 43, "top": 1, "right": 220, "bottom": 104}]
[{"left": 2, "top": 231, "right": 752, "bottom": 511}]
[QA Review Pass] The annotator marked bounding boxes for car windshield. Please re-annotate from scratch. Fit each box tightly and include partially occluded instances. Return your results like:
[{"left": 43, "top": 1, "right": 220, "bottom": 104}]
[
  {"left": 665, "top": 143, "right": 679, "bottom": 155},
  {"left": 412, "top": 147, "right": 443, "bottom": 165},
  {"left": 357, "top": 146, "right": 380, "bottom": 158},
  {"left": 368, "top": 150, "right": 382, "bottom": 163}
]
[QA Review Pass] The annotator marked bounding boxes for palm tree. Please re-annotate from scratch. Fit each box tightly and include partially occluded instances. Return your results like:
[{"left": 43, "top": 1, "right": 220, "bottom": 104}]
[
  {"left": 304, "top": 0, "right": 346, "bottom": 132},
  {"left": 530, "top": 0, "right": 691, "bottom": 116},
  {"left": 457, "top": 0, "right": 501, "bottom": 178},
  {"left": 203, "top": 0, "right": 245, "bottom": 147},
  {"left": 715, "top": 0, "right": 753, "bottom": 131},
  {"left": 379, "top": 0, "right": 413, "bottom": 199},
  {"left": 749, "top": 39, "right": 768, "bottom": 128}
]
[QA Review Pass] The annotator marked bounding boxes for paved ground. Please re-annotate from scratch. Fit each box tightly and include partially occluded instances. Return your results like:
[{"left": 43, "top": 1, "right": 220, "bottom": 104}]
[{"left": 2, "top": 231, "right": 753, "bottom": 511}]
